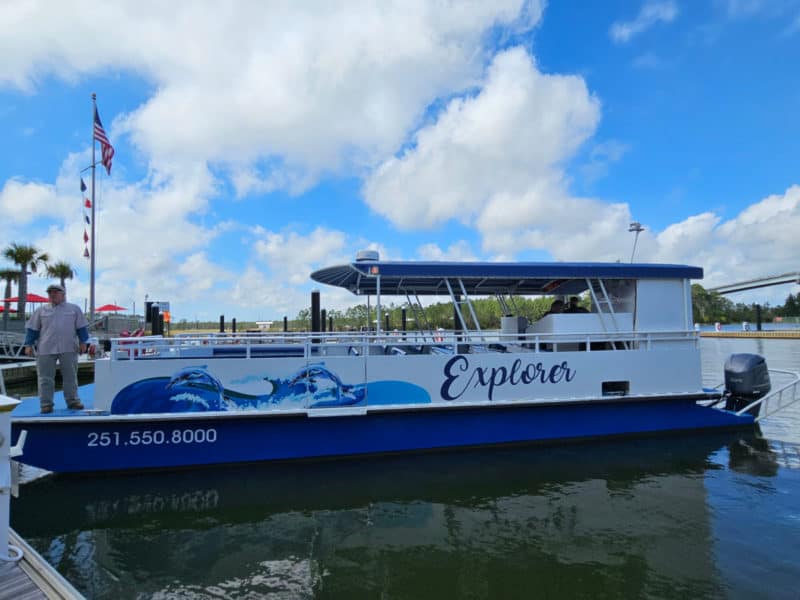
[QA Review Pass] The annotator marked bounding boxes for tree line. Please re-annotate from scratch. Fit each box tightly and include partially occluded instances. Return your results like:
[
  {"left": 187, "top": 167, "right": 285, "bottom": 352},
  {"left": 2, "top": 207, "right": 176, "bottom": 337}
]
[
  {"left": 691, "top": 284, "right": 799, "bottom": 324},
  {"left": 289, "top": 286, "right": 800, "bottom": 331},
  {"left": 1, "top": 242, "right": 77, "bottom": 327},
  {"left": 294, "top": 296, "right": 564, "bottom": 331}
]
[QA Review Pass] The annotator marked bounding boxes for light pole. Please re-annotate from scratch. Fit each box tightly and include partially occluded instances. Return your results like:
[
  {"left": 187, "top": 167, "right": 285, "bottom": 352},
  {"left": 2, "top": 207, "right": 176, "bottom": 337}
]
[{"left": 628, "top": 221, "right": 644, "bottom": 262}]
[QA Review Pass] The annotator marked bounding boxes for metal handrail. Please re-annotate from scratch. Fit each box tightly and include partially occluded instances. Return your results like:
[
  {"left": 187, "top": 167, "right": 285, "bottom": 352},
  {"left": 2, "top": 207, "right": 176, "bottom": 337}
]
[
  {"left": 0, "top": 332, "right": 24, "bottom": 359},
  {"left": 736, "top": 369, "right": 800, "bottom": 422},
  {"left": 106, "top": 329, "right": 699, "bottom": 362}
]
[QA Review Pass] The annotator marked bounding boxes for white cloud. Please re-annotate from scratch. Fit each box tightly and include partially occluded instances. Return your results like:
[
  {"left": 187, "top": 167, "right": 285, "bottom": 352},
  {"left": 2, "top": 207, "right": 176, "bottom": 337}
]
[
  {"left": 5, "top": 158, "right": 224, "bottom": 313},
  {"left": 0, "top": 179, "right": 60, "bottom": 223},
  {"left": 719, "top": 0, "right": 768, "bottom": 18},
  {"left": 784, "top": 13, "right": 800, "bottom": 37},
  {"left": 253, "top": 226, "right": 349, "bottom": 285},
  {"left": 364, "top": 47, "right": 600, "bottom": 232},
  {"left": 610, "top": 1, "right": 679, "bottom": 44},
  {"left": 580, "top": 140, "right": 631, "bottom": 183},
  {"left": 632, "top": 187, "right": 800, "bottom": 304},
  {"left": 417, "top": 241, "right": 478, "bottom": 261},
  {"left": 0, "top": 1, "right": 543, "bottom": 195}
]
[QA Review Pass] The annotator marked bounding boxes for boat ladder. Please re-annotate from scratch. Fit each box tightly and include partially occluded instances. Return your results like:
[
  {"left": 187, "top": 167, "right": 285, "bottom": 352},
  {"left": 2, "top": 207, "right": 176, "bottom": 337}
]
[
  {"left": 405, "top": 292, "right": 437, "bottom": 342},
  {"left": 586, "top": 278, "right": 630, "bottom": 350},
  {"left": 443, "top": 278, "right": 483, "bottom": 338}
]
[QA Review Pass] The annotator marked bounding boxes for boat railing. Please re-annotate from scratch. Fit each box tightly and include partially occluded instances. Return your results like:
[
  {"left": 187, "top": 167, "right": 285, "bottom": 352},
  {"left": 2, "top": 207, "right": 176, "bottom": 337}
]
[
  {"left": 736, "top": 369, "right": 800, "bottom": 422},
  {"left": 0, "top": 332, "right": 24, "bottom": 360},
  {"left": 106, "top": 329, "right": 699, "bottom": 361}
]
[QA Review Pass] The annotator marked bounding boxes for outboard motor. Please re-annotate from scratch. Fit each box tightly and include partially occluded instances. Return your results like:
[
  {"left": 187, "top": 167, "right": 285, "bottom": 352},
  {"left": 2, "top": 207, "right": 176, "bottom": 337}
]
[{"left": 724, "top": 353, "right": 771, "bottom": 416}]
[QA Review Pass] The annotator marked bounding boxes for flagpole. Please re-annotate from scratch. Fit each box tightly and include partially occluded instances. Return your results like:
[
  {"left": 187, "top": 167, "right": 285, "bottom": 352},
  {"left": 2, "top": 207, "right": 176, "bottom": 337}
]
[{"left": 90, "top": 93, "right": 97, "bottom": 325}]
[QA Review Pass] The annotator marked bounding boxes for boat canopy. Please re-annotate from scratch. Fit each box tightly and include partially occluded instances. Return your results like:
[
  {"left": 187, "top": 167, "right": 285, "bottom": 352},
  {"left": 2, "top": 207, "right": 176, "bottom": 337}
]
[{"left": 310, "top": 261, "right": 703, "bottom": 296}]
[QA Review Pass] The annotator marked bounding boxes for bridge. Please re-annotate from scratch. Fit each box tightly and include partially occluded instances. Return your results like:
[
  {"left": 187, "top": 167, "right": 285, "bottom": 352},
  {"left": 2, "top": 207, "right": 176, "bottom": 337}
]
[
  {"left": 708, "top": 271, "right": 800, "bottom": 295},
  {"left": 705, "top": 271, "right": 799, "bottom": 332}
]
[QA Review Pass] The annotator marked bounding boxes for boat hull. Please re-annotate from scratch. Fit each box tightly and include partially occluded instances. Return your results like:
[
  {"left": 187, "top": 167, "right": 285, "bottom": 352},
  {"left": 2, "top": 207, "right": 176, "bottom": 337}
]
[{"left": 11, "top": 398, "right": 754, "bottom": 473}]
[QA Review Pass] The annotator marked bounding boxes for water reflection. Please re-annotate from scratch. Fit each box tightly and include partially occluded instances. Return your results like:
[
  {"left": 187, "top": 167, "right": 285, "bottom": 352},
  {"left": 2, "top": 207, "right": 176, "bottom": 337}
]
[
  {"left": 727, "top": 436, "right": 781, "bottom": 477},
  {"left": 12, "top": 432, "right": 774, "bottom": 599}
]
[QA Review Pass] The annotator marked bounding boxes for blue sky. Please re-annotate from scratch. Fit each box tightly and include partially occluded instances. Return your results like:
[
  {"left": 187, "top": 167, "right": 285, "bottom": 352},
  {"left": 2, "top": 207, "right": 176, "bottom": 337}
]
[{"left": 1, "top": 0, "right": 799, "bottom": 321}]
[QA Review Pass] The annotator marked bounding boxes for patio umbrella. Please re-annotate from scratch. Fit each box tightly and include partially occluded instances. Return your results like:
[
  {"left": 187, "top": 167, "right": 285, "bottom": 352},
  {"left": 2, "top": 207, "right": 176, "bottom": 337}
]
[
  {"left": 3, "top": 293, "right": 50, "bottom": 303},
  {"left": 96, "top": 304, "right": 127, "bottom": 312},
  {"left": 0, "top": 306, "right": 17, "bottom": 313}
]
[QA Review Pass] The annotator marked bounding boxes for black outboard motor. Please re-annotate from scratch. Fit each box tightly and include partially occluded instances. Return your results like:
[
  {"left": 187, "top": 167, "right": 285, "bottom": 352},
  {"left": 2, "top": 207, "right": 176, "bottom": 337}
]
[{"left": 724, "top": 353, "right": 771, "bottom": 416}]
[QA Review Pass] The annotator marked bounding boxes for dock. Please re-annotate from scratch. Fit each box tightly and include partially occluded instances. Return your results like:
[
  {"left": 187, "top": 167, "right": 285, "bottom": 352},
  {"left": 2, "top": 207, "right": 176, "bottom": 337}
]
[
  {"left": 0, "top": 360, "right": 94, "bottom": 396},
  {"left": 700, "top": 330, "right": 800, "bottom": 339},
  {"left": 0, "top": 529, "right": 84, "bottom": 599},
  {"left": 0, "top": 391, "right": 84, "bottom": 598}
]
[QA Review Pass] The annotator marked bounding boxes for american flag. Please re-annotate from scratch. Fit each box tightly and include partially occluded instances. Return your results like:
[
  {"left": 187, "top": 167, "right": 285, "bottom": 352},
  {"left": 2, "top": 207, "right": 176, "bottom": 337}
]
[{"left": 93, "top": 107, "right": 115, "bottom": 175}]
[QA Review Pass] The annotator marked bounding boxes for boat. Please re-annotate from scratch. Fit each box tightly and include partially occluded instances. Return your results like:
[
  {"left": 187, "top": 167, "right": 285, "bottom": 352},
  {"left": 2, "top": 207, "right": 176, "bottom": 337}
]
[{"left": 8, "top": 252, "right": 800, "bottom": 473}]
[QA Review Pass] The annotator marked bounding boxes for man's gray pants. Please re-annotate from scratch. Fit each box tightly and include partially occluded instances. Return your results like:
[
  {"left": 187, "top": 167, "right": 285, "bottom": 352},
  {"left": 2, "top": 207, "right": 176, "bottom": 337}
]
[{"left": 37, "top": 352, "right": 80, "bottom": 409}]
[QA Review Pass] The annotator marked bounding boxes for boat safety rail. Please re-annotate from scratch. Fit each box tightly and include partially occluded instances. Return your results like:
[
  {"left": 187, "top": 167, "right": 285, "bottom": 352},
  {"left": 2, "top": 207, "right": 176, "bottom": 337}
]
[
  {"left": 0, "top": 332, "right": 24, "bottom": 360},
  {"left": 107, "top": 329, "right": 699, "bottom": 361},
  {"left": 737, "top": 369, "right": 800, "bottom": 422}
]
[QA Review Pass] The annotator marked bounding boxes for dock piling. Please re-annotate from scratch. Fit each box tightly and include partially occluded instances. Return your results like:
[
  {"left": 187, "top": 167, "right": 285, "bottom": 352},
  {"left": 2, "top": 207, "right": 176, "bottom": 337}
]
[{"left": 0, "top": 395, "right": 23, "bottom": 563}]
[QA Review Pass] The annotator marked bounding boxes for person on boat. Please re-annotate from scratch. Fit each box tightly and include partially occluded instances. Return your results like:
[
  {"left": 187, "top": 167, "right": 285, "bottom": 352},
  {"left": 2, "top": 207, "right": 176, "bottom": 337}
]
[
  {"left": 545, "top": 299, "right": 565, "bottom": 315},
  {"left": 22, "top": 283, "right": 90, "bottom": 413},
  {"left": 563, "top": 296, "right": 589, "bottom": 313}
]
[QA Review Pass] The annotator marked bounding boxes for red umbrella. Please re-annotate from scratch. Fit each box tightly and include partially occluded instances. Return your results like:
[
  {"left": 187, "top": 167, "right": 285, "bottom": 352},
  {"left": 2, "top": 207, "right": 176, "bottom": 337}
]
[
  {"left": 3, "top": 293, "right": 50, "bottom": 303},
  {"left": 96, "top": 304, "right": 127, "bottom": 312},
  {"left": 0, "top": 306, "right": 17, "bottom": 313}
]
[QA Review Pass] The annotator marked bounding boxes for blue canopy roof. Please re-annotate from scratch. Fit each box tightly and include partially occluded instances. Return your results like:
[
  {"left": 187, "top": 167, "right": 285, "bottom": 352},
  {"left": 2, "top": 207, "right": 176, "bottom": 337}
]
[{"left": 310, "top": 260, "right": 703, "bottom": 296}]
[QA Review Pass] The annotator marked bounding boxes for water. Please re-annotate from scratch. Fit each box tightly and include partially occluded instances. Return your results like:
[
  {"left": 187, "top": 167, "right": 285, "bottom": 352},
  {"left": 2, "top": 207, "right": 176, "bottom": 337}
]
[{"left": 10, "top": 339, "right": 800, "bottom": 599}]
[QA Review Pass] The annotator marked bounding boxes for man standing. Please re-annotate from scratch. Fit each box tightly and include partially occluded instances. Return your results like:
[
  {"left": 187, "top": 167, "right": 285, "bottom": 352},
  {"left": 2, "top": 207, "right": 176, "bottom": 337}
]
[{"left": 23, "top": 283, "right": 90, "bottom": 413}]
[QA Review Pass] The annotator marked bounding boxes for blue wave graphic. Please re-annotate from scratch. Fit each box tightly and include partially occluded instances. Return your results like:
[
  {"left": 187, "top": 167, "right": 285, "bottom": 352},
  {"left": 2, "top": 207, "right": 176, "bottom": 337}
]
[{"left": 110, "top": 364, "right": 431, "bottom": 414}]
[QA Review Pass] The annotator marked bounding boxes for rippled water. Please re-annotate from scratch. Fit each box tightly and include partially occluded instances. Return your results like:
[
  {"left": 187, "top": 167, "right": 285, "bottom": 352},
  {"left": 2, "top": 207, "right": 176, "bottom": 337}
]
[{"left": 10, "top": 339, "right": 800, "bottom": 599}]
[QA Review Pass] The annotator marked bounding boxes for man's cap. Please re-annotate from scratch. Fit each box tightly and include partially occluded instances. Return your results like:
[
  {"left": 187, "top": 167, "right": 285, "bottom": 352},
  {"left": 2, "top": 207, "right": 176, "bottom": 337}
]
[{"left": 46, "top": 283, "right": 65, "bottom": 293}]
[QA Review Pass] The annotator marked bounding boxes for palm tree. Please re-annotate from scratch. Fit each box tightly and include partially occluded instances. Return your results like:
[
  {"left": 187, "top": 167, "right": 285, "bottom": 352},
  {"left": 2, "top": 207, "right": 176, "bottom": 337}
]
[
  {"left": 46, "top": 261, "right": 76, "bottom": 295},
  {"left": 2, "top": 243, "right": 49, "bottom": 317},
  {"left": 0, "top": 268, "right": 19, "bottom": 330}
]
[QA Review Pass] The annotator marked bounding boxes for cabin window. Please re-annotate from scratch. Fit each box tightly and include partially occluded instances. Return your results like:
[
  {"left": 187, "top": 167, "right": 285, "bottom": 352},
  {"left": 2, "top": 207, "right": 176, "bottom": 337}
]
[
  {"left": 635, "top": 279, "right": 687, "bottom": 331},
  {"left": 602, "top": 381, "right": 629, "bottom": 396}
]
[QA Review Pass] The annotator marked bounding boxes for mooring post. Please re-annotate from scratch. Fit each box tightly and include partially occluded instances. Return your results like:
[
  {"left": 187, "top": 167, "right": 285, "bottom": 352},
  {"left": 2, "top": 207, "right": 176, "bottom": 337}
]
[
  {"left": 0, "top": 395, "right": 23, "bottom": 562},
  {"left": 311, "top": 290, "right": 321, "bottom": 344}
]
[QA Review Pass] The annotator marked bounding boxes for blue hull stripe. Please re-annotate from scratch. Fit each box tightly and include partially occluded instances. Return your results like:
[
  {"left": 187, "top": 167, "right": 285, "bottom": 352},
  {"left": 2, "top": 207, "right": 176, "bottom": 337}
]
[{"left": 11, "top": 400, "right": 752, "bottom": 473}]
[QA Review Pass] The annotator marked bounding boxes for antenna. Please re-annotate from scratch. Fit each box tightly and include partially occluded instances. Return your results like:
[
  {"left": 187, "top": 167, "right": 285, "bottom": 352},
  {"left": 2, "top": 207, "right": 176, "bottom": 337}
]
[{"left": 628, "top": 221, "right": 644, "bottom": 262}]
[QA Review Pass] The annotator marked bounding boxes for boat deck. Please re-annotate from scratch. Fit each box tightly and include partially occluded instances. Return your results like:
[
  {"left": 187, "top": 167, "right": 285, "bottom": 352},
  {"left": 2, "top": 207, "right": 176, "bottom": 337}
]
[{"left": 11, "top": 386, "right": 97, "bottom": 417}]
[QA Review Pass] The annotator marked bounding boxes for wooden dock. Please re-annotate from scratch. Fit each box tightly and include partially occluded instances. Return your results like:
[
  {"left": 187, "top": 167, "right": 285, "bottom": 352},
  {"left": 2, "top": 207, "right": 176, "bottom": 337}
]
[
  {"left": 700, "top": 330, "right": 800, "bottom": 339},
  {"left": 0, "top": 529, "right": 84, "bottom": 599},
  {"left": 0, "top": 360, "right": 94, "bottom": 394}
]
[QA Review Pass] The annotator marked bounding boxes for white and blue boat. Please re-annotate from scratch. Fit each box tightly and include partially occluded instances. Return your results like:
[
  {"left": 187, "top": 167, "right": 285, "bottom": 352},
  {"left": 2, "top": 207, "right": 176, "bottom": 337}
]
[{"left": 9, "top": 252, "right": 800, "bottom": 473}]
